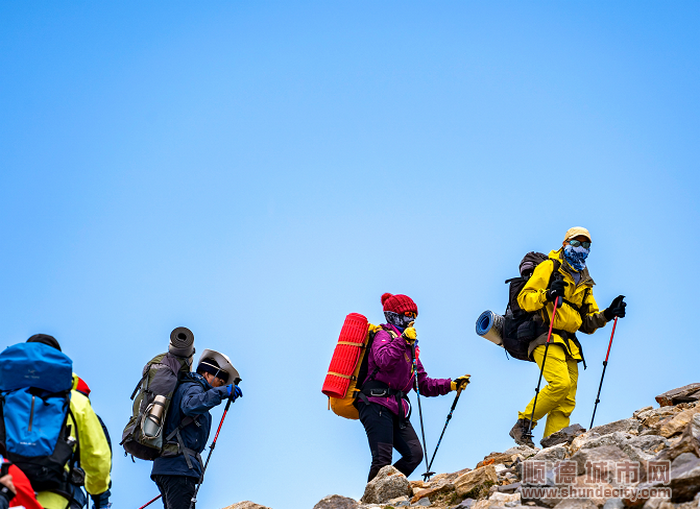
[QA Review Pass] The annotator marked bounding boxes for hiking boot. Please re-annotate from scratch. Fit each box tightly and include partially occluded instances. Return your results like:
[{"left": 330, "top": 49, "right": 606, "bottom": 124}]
[{"left": 509, "top": 418, "right": 535, "bottom": 448}]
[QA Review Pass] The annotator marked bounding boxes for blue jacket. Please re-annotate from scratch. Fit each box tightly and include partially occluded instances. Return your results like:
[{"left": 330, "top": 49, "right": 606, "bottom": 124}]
[{"left": 151, "top": 372, "right": 228, "bottom": 478}]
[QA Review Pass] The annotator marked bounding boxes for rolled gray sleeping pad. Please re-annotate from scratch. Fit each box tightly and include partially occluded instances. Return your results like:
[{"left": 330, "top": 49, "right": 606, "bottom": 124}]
[{"left": 476, "top": 310, "right": 504, "bottom": 346}]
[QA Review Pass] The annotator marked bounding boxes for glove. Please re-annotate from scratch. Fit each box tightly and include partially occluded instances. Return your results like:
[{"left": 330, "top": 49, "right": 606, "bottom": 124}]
[
  {"left": 546, "top": 278, "right": 566, "bottom": 302},
  {"left": 227, "top": 385, "right": 243, "bottom": 401},
  {"left": 603, "top": 295, "right": 626, "bottom": 320},
  {"left": 402, "top": 326, "right": 417, "bottom": 344},
  {"left": 450, "top": 374, "right": 471, "bottom": 391}
]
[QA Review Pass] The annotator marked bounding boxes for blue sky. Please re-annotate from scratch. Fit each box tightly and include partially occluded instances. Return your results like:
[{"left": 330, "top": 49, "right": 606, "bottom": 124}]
[{"left": 1, "top": 2, "right": 698, "bottom": 509}]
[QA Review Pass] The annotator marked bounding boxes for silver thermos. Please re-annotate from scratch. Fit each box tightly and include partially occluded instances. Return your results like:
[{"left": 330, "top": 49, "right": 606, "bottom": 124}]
[{"left": 142, "top": 395, "right": 167, "bottom": 439}]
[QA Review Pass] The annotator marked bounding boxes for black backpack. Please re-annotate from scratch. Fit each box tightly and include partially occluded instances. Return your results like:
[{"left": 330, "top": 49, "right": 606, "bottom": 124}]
[{"left": 501, "top": 252, "right": 561, "bottom": 361}]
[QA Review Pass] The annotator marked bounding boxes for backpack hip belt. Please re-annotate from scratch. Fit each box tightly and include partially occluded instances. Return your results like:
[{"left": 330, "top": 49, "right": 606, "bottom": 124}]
[
  {"left": 546, "top": 329, "right": 587, "bottom": 370},
  {"left": 358, "top": 380, "right": 410, "bottom": 429}
]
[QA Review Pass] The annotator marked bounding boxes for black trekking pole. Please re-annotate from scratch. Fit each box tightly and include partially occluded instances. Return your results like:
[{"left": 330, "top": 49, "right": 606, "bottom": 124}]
[
  {"left": 188, "top": 392, "right": 236, "bottom": 509},
  {"left": 423, "top": 384, "right": 466, "bottom": 481},
  {"left": 137, "top": 494, "right": 161, "bottom": 509},
  {"left": 525, "top": 295, "right": 561, "bottom": 442},
  {"left": 589, "top": 317, "right": 619, "bottom": 429},
  {"left": 411, "top": 340, "right": 433, "bottom": 481}
]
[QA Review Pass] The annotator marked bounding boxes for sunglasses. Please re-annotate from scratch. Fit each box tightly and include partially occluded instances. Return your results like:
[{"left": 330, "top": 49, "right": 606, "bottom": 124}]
[
  {"left": 568, "top": 240, "right": 591, "bottom": 249},
  {"left": 402, "top": 311, "right": 417, "bottom": 318}
]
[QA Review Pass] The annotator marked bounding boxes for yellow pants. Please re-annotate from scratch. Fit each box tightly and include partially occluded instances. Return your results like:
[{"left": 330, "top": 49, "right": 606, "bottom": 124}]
[{"left": 518, "top": 343, "right": 579, "bottom": 438}]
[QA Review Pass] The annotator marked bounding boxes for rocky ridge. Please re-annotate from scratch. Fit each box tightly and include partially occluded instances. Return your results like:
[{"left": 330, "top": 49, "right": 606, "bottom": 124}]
[{"left": 224, "top": 384, "right": 700, "bottom": 509}]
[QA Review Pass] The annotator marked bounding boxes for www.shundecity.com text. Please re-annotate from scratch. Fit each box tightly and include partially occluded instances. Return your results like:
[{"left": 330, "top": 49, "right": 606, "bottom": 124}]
[{"left": 521, "top": 459, "right": 672, "bottom": 502}]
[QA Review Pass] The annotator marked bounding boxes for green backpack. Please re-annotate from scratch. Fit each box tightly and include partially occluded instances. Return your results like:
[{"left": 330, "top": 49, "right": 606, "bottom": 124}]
[{"left": 120, "top": 352, "right": 191, "bottom": 461}]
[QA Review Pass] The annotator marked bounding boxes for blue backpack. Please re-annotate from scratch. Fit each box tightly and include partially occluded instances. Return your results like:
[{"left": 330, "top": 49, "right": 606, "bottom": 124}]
[{"left": 0, "top": 342, "right": 78, "bottom": 493}]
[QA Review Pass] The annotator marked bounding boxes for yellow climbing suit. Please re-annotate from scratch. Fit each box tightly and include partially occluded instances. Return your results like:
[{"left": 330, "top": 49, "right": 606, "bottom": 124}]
[{"left": 516, "top": 249, "right": 609, "bottom": 438}]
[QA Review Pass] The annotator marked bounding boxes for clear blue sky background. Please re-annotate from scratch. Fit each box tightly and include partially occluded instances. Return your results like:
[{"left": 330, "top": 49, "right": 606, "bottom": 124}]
[{"left": 1, "top": 2, "right": 698, "bottom": 509}]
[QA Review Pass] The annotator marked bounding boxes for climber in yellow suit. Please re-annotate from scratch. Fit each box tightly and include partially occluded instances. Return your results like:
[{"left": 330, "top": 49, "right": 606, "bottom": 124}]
[{"left": 509, "top": 227, "right": 627, "bottom": 447}]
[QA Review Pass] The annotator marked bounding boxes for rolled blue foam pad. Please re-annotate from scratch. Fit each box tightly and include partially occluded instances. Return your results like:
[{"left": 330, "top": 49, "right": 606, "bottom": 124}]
[{"left": 476, "top": 310, "right": 495, "bottom": 336}]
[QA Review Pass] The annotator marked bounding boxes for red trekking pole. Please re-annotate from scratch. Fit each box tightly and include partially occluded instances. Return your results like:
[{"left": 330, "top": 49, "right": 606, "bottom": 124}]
[
  {"left": 525, "top": 295, "right": 561, "bottom": 442},
  {"left": 137, "top": 494, "right": 161, "bottom": 509},
  {"left": 589, "top": 317, "right": 618, "bottom": 429},
  {"left": 188, "top": 392, "right": 236, "bottom": 509}
]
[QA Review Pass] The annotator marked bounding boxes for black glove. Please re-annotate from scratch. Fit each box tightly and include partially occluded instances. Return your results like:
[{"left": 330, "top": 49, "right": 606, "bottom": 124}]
[
  {"left": 546, "top": 278, "right": 566, "bottom": 302},
  {"left": 0, "top": 483, "right": 15, "bottom": 504},
  {"left": 604, "top": 295, "right": 626, "bottom": 320}
]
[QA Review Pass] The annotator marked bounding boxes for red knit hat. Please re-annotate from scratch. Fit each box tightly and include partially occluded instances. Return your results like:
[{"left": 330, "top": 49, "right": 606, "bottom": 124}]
[{"left": 381, "top": 293, "right": 418, "bottom": 316}]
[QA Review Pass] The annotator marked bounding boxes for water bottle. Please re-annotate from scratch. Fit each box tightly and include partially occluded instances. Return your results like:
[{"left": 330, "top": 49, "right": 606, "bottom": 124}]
[{"left": 142, "top": 395, "right": 167, "bottom": 439}]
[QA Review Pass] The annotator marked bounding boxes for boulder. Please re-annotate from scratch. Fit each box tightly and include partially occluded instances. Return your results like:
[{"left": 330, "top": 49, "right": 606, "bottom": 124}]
[
  {"left": 669, "top": 452, "right": 700, "bottom": 502},
  {"left": 654, "top": 414, "right": 700, "bottom": 462},
  {"left": 502, "top": 444, "right": 540, "bottom": 458},
  {"left": 639, "top": 406, "right": 686, "bottom": 430},
  {"left": 655, "top": 384, "right": 700, "bottom": 407},
  {"left": 602, "top": 499, "right": 625, "bottom": 509},
  {"left": 455, "top": 465, "right": 499, "bottom": 498},
  {"left": 472, "top": 491, "right": 521, "bottom": 508},
  {"left": 531, "top": 444, "right": 569, "bottom": 463},
  {"left": 223, "top": 503, "right": 272, "bottom": 509},
  {"left": 360, "top": 465, "right": 411, "bottom": 504},
  {"left": 589, "top": 418, "right": 643, "bottom": 437},
  {"left": 658, "top": 407, "right": 700, "bottom": 438},
  {"left": 409, "top": 478, "right": 455, "bottom": 505},
  {"left": 312, "top": 494, "right": 359, "bottom": 509},
  {"left": 540, "top": 424, "right": 586, "bottom": 449},
  {"left": 477, "top": 451, "right": 520, "bottom": 468},
  {"left": 569, "top": 444, "right": 633, "bottom": 479}
]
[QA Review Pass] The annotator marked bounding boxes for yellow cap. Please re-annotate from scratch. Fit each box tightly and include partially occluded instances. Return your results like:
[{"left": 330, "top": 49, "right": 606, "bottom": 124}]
[{"left": 564, "top": 226, "right": 591, "bottom": 242}]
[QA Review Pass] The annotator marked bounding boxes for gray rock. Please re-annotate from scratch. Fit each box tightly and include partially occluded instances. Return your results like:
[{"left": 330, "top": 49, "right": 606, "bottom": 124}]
[
  {"left": 669, "top": 452, "right": 700, "bottom": 502},
  {"left": 313, "top": 495, "right": 360, "bottom": 509},
  {"left": 602, "top": 499, "right": 624, "bottom": 509},
  {"left": 361, "top": 465, "right": 411, "bottom": 505},
  {"left": 552, "top": 500, "right": 598, "bottom": 509},
  {"left": 569, "top": 445, "right": 632, "bottom": 478},
  {"left": 531, "top": 444, "right": 569, "bottom": 463},
  {"left": 576, "top": 431, "right": 634, "bottom": 451},
  {"left": 540, "top": 424, "right": 586, "bottom": 448},
  {"left": 411, "top": 496, "right": 431, "bottom": 506},
  {"left": 454, "top": 498, "right": 476, "bottom": 508},
  {"left": 497, "top": 482, "right": 522, "bottom": 493},
  {"left": 589, "top": 418, "right": 643, "bottom": 437},
  {"left": 570, "top": 431, "right": 667, "bottom": 464},
  {"left": 503, "top": 445, "right": 540, "bottom": 458}
]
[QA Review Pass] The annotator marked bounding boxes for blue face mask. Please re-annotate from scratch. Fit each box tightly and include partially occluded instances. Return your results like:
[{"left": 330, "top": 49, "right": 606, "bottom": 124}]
[
  {"left": 384, "top": 311, "right": 415, "bottom": 332},
  {"left": 563, "top": 244, "right": 590, "bottom": 272}
]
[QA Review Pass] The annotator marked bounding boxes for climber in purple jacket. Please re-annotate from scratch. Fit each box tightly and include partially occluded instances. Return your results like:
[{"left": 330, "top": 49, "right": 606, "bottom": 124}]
[{"left": 355, "top": 293, "right": 471, "bottom": 482}]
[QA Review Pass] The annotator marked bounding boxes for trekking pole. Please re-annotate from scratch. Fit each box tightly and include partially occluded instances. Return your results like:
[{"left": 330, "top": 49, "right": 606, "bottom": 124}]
[
  {"left": 525, "top": 295, "right": 561, "bottom": 442},
  {"left": 423, "top": 384, "right": 465, "bottom": 481},
  {"left": 410, "top": 340, "right": 433, "bottom": 481},
  {"left": 137, "top": 494, "right": 161, "bottom": 509},
  {"left": 589, "top": 317, "right": 619, "bottom": 429},
  {"left": 188, "top": 392, "right": 235, "bottom": 509}
]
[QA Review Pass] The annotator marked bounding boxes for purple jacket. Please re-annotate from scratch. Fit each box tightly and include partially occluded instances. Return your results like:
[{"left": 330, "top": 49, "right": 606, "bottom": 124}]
[{"left": 365, "top": 323, "right": 452, "bottom": 417}]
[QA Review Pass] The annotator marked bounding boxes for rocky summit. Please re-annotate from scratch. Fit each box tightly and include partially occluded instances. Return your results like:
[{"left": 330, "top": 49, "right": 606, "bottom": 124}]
[{"left": 226, "top": 384, "right": 700, "bottom": 509}]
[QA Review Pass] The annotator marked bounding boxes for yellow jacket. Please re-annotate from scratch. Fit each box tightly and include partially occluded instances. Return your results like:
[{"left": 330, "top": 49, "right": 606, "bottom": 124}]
[
  {"left": 517, "top": 249, "right": 608, "bottom": 361},
  {"left": 36, "top": 375, "right": 112, "bottom": 509}
]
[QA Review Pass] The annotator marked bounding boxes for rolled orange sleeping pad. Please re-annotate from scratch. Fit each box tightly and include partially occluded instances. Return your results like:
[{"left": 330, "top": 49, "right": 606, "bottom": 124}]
[{"left": 322, "top": 313, "right": 370, "bottom": 399}]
